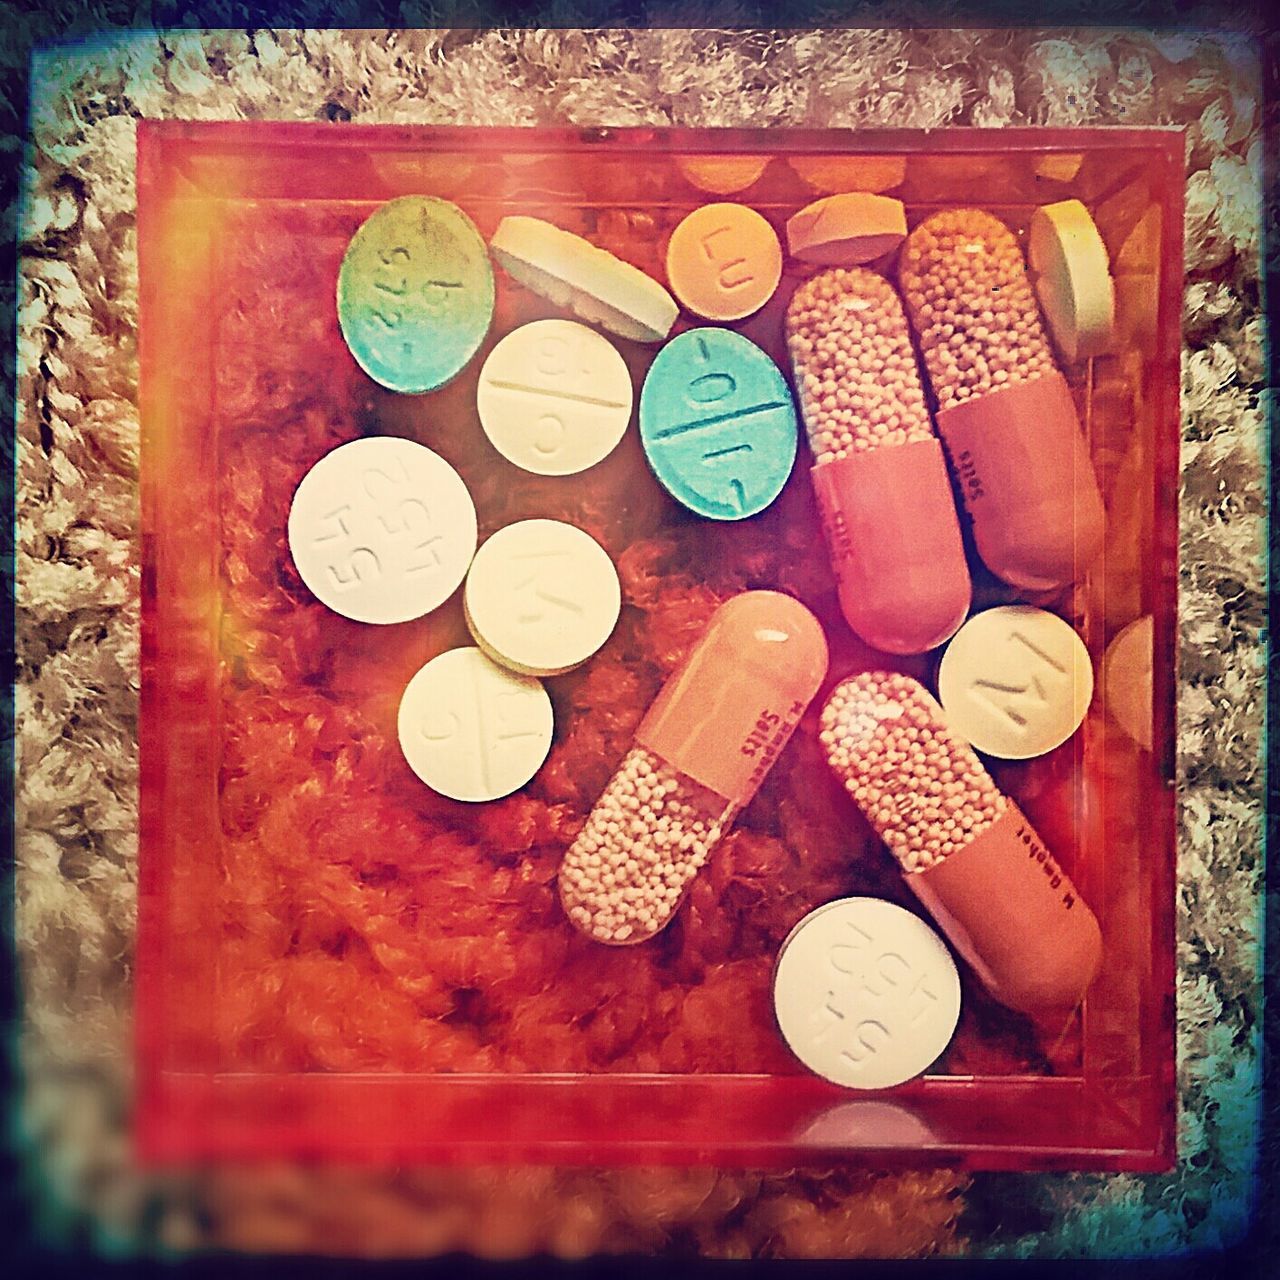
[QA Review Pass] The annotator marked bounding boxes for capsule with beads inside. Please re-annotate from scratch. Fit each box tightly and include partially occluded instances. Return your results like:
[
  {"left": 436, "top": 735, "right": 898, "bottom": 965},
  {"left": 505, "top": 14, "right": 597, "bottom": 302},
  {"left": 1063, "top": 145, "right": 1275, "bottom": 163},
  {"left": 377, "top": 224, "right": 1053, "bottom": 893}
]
[
  {"left": 898, "top": 209, "right": 1106, "bottom": 592},
  {"left": 786, "top": 268, "right": 970, "bottom": 655},
  {"left": 558, "top": 592, "right": 828, "bottom": 945},
  {"left": 820, "top": 670, "right": 1102, "bottom": 1014}
]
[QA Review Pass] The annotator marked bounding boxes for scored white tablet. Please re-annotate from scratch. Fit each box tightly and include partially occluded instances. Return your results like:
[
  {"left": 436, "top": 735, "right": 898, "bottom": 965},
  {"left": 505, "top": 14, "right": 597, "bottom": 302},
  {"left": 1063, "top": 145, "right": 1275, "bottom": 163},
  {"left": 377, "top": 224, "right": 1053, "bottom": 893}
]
[
  {"left": 477, "top": 319, "right": 633, "bottom": 476},
  {"left": 397, "top": 646, "right": 554, "bottom": 802},
  {"left": 773, "top": 898, "right": 961, "bottom": 1090},
  {"left": 287, "top": 437, "right": 477, "bottom": 625},
  {"left": 464, "top": 519, "right": 621, "bottom": 677}
]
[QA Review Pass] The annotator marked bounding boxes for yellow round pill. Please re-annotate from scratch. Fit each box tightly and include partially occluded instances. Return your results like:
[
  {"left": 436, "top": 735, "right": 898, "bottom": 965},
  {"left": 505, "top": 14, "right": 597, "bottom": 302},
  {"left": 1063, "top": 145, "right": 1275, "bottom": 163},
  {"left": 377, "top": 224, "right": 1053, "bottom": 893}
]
[{"left": 665, "top": 202, "right": 782, "bottom": 322}]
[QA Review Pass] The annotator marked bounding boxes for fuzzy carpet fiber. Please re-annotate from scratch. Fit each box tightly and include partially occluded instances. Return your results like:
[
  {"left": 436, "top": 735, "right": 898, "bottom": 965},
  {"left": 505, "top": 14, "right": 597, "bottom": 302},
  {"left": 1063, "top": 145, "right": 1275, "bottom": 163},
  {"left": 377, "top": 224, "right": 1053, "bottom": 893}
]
[{"left": 14, "top": 24, "right": 1270, "bottom": 1260}]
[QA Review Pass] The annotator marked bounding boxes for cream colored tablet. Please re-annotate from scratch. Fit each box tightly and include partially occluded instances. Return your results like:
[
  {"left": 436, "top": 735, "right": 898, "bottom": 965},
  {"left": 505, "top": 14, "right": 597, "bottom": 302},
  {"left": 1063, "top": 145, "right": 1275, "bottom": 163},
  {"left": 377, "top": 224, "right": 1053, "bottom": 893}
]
[
  {"left": 665, "top": 203, "right": 782, "bottom": 322},
  {"left": 287, "top": 437, "right": 477, "bottom": 625},
  {"left": 477, "top": 319, "right": 633, "bottom": 476},
  {"left": 490, "top": 215, "right": 679, "bottom": 343},
  {"left": 773, "top": 898, "right": 961, "bottom": 1090},
  {"left": 786, "top": 193, "right": 907, "bottom": 265},
  {"left": 788, "top": 154, "right": 906, "bottom": 195},
  {"left": 1102, "top": 614, "right": 1153, "bottom": 752},
  {"left": 937, "top": 605, "right": 1094, "bottom": 760},
  {"left": 675, "top": 154, "right": 770, "bottom": 195},
  {"left": 464, "top": 519, "right": 621, "bottom": 677},
  {"left": 397, "top": 647, "right": 553, "bottom": 801},
  {"left": 1029, "top": 199, "right": 1115, "bottom": 361}
]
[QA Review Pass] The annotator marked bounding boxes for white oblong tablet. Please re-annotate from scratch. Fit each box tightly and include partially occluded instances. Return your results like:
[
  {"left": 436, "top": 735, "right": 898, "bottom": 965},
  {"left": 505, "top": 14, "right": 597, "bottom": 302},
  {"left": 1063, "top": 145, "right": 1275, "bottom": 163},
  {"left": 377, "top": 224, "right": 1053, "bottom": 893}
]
[
  {"left": 287, "top": 437, "right": 477, "bottom": 625},
  {"left": 476, "top": 319, "right": 633, "bottom": 476},
  {"left": 1028, "top": 198, "right": 1115, "bottom": 362},
  {"left": 936, "top": 605, "right": 1094, "bottom": 760},
  {"left": 464, "top": 519, "right": 621, "bottom": 677},
  {"left": 773, "top": 898, "right": 961, "bottom": 1091},
  {"left": 490, "top": 215, "right": 679, "bottom": 344},
  {"left": 397, "top": 647, "right": 554, "bottom": 801}
]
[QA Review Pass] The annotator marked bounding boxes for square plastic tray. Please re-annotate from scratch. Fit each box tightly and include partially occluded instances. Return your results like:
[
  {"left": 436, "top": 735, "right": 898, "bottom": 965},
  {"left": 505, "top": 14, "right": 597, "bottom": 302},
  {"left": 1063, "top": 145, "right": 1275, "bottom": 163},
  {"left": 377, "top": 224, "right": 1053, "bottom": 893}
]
[{"left": 137, "top": 122, "right": 1182, "bottom": 1169}]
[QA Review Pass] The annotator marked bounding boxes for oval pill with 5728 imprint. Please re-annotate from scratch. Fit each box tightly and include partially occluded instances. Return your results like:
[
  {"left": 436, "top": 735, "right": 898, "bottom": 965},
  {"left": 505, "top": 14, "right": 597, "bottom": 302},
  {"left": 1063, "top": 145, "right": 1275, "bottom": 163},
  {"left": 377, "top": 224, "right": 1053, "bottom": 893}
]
[
  {"left": 477, "top": 319, "right": 633, "bottom": 476},
  {"left": 397, "top": 646, "right": 554, "bottom": 802},
  {"left": 665, "top": 202, "right": 782, "bottom": 321},
  {"left": 337, "top": 196, "right": 494, "bottom": 393},
  {"left": 464, "top": 519, "right": 621, "bottom": 677},
  {"left": 773, "top": 898, "right": 961, "bottom": 1090},
  {"left": 287, "top": 437, "right": 478, "bottom": 625},
  {"left": 936, "top": 606, "right": 1094, "bottom": 760}
]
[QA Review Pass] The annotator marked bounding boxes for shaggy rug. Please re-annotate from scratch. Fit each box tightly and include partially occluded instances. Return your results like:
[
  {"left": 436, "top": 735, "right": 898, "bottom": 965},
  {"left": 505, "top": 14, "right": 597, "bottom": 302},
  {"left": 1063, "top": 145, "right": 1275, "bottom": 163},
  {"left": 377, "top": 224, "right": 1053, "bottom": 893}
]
[{"left": 13, "top": 24, "right": 1270, "bottom": 1261}]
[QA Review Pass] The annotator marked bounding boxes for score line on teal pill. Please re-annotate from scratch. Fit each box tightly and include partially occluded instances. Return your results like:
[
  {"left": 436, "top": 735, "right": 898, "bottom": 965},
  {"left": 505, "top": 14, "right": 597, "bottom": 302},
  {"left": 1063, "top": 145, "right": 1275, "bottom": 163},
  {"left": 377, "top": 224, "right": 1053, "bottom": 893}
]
[
  {"left": 337, "top": 195, "right": 495, "bottom": 394},
  {"left": 638, "top": 328, "right": 798, "bottom": 520}
]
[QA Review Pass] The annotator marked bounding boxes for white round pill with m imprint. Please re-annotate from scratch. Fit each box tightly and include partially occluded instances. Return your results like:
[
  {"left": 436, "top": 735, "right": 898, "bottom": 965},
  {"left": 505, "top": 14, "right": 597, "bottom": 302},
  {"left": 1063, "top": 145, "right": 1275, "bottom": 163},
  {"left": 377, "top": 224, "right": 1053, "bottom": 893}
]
[
  {"left": 773, "top": 898, "right": 961, "bottom": 1091},
  {"left": 1028, "top": 198, "right": 1115, "bottom": 362},
  {"left": 397, "top": 646, "right": 554, "bottom": 802},
  {"left": 464, "top": 519, "right": 621, "bottom": 677},
  {"left": 936, "top": 605, "right": 1094, "bottom": 761},
  {"left": 287, "top": 437, "right": 477, "bottom": 625},
  {"left": 476, "top": 319, "right": 633, "bottom": 476}
]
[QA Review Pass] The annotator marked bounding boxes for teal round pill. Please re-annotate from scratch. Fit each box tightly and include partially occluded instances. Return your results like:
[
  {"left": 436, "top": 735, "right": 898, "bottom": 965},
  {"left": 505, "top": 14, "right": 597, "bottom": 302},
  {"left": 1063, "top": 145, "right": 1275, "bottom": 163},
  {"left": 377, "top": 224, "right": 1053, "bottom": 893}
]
[
  {"left": 337, "top": 195, "right": 495, "bottom": 394},
  {"left": 639, "top": 328, "right": 798, "bottom": 520}
]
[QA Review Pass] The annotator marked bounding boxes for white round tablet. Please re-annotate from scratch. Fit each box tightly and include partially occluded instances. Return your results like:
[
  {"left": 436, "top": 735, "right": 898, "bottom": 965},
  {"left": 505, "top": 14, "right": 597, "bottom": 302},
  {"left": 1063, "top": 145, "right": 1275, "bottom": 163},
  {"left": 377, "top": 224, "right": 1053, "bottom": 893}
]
[
  {"left": 397, "top": 647, "right": 554, "bottom": 802},
  {"left": 773, "top": 898, "right": 961, "bottom": 1090},
  {"left": 936, "top": 605, "right": 1094, "bottom": 760},
  {"left": 287, "top": 437, "right": 477, "bottom": 625},
  {"left": 477, "top": 319, "right": 634, "bottom": 476},
  {"left": 464, "top": 519, "right": 621, "bottom": 677}
]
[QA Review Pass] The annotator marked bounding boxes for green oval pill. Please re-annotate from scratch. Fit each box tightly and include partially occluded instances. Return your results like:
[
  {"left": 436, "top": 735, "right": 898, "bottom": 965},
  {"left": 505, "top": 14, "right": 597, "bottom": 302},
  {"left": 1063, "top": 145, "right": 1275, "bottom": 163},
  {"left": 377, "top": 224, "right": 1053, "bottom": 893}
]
[{"left": 337, "top": 196, "right": 495, "bottom": 394}]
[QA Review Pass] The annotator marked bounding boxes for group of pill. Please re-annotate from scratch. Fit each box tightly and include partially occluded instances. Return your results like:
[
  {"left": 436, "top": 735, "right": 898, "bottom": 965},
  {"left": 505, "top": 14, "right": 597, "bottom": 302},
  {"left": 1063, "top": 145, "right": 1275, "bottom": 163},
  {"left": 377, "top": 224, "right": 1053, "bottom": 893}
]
[{"left": 284, "top": 158, "right": 1128, "bottom": 1090}]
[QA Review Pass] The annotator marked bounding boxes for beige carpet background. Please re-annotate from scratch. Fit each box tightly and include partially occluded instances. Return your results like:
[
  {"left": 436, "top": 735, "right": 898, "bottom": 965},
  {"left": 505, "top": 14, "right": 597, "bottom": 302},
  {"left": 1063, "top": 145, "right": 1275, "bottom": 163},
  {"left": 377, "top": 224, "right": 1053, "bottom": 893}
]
[{"left": 14, "top": 26, "right": 1270, "bottom": 1259}]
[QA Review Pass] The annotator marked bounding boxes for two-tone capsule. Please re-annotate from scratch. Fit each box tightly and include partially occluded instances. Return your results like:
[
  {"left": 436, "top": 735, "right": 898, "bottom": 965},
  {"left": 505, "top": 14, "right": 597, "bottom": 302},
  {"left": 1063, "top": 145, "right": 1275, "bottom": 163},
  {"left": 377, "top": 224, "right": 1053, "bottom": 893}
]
[
  {"left": 785, "top": 268, "right": 971, "bottom": 654},
  {"left": 819, "top": 671, "right": 1102, "bottom": 1014},
  {"left": 898, "top": 209, "right": 1106, "bottom": 592},
  {"left": 558, "top": 592, "right": 828, "bottom": 944}
]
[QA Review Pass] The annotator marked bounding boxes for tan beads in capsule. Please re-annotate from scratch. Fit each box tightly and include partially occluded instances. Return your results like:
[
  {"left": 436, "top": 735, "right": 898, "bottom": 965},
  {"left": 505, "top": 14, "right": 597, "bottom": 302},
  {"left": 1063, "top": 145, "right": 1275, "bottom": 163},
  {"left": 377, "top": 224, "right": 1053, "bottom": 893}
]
[
  {"left": 897, "top": 208, "right": 1056, "bottom": 411},
  {"left": 558, "top": 747, "right": 728, "bottom": 945},
  {"left": 819, "top": 669, "right": 1104, "bottom": 1015},
  {"left": 785, "top": 267, "right": 935, "bottom": 463},
  {"left": 819, "top": 672, "right": 1006, "bottom": 873}
]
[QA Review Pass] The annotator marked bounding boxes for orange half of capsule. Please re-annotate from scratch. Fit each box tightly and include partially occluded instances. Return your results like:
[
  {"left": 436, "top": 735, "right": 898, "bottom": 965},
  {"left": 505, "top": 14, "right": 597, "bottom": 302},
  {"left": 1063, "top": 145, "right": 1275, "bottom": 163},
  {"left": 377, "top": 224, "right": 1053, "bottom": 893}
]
[
  {"left": 811, "top": 440, "right": 971, "bottom": 654},
  {"left": 635, "top": 590, "right": 830, "bottom": 808}
]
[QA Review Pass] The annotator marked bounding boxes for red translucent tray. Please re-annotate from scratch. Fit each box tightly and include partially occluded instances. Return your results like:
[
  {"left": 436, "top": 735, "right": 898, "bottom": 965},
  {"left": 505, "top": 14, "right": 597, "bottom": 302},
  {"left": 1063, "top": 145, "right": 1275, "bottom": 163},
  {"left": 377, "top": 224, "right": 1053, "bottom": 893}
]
[{"left": 136, "top": 122, "right": 1182, "bottom": 1170}]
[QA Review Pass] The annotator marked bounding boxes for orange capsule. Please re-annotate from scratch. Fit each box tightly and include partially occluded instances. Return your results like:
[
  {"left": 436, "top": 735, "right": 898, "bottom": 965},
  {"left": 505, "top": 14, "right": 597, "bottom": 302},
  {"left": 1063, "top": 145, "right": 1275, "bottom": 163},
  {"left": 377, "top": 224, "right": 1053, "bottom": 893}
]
[
  {"left": 786, "top": 268, "right": 971, "bottom": 654},
  {"left": 558, "top": 592, "right": 828, "bottom": 945},
  {"left": 899, "top": 209, "right": 1106, "bottom": 592},
  {"left": 820, "top": 672, "right": 1102, "bottom": 1014}
]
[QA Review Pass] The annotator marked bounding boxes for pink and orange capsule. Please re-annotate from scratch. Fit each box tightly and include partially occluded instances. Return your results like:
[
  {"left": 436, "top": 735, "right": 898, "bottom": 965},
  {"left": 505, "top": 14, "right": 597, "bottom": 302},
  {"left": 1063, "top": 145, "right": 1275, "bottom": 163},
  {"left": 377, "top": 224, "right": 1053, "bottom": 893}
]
[{"left": 558, "top": 592, "right": 828, "bottom": 944}]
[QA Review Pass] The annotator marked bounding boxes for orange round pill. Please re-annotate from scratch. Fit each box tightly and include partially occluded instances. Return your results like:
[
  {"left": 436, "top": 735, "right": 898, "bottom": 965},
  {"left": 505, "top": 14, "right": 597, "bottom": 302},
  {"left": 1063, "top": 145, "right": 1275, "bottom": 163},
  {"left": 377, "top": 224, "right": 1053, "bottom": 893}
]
[{"left": 665, "top": 202, "right": 783, "bottom": 322}]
